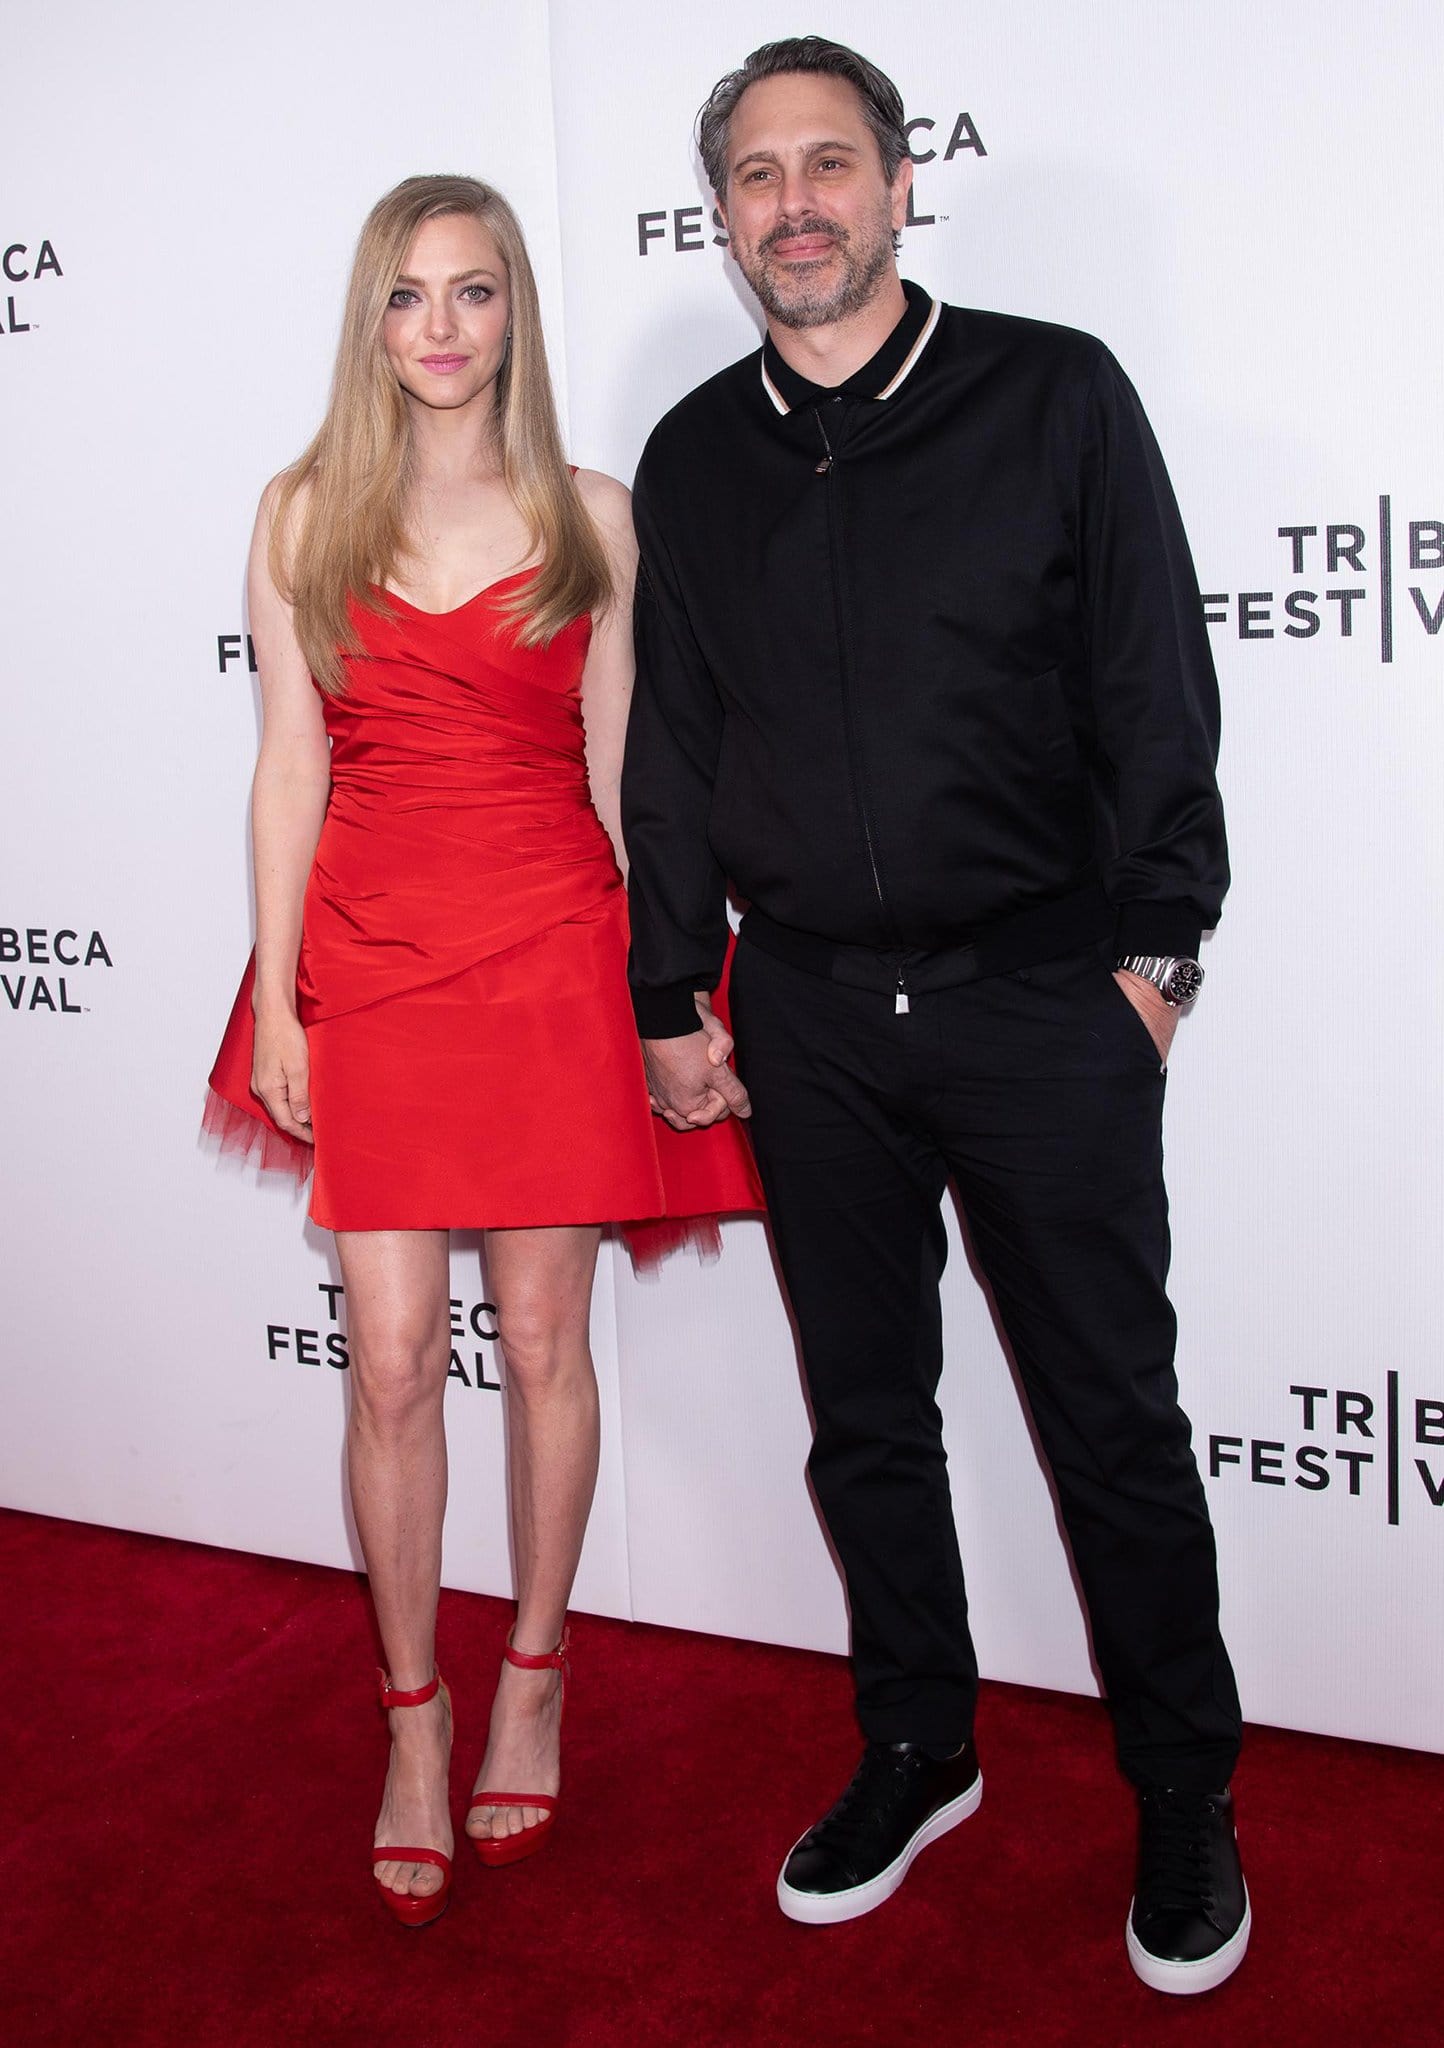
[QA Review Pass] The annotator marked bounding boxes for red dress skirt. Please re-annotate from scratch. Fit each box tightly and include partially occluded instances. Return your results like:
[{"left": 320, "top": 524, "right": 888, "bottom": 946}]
[{"left": 205, "top": 573, "right": 762, "bottom": 1237}]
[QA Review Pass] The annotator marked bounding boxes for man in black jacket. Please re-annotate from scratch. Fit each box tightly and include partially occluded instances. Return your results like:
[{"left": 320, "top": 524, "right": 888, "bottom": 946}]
[{"left": 621, "top": 35, "right": 1248, "bottom": 1993}]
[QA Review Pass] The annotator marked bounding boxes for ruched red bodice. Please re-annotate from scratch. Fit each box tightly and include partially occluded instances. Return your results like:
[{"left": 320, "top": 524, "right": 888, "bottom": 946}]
[{"left": 298, "top": 576, "right": 614, "bottom": 1024}]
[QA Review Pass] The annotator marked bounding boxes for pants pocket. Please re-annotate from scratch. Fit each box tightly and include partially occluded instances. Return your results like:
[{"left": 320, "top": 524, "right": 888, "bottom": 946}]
[{"left": 1098, "top": 960, "right": 1168, "bottom": 1069}]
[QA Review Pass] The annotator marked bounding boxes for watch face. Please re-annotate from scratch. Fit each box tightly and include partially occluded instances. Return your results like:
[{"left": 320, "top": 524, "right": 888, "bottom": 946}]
[{"left": 1164, "top": 958, "right": 1205, "bottom": 1004}]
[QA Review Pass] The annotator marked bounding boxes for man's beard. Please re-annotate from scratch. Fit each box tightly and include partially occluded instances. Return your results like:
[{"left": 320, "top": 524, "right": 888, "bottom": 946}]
[{"left": 735, "top": 206, "right": 895, "bottom": 330}]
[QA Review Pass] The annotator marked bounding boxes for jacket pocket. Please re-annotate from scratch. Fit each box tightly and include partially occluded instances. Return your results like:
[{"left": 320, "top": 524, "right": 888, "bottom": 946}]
[
  {"left": 942, "top": 665, "right": 1089, "bottom": 867},
  {"left": 1024, "top": 666, "right": 1078, "bottom": 763}
]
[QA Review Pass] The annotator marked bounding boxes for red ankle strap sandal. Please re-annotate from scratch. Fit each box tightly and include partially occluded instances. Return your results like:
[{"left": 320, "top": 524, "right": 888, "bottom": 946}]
[
  {"left": 373, "top": 1669, "right": 453, "bottom": 1927},
  {"left": 469, "top": 1627, "right": 571, "bottom": 1869}
]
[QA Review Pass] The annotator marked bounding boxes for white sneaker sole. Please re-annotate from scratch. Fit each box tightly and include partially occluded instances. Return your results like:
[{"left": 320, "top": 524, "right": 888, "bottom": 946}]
[
  {"left": 1125, "top": 1887, "right": 1251, "bottom": 1995},
  {"left": 776, "top": 1771, "right": 983, "bottom": 1926}
]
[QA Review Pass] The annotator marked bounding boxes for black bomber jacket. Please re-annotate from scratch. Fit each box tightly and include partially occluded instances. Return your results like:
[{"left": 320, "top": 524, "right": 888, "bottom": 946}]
[{"left": 622, "top": 282, "right": 1228, "bottom": 1037}]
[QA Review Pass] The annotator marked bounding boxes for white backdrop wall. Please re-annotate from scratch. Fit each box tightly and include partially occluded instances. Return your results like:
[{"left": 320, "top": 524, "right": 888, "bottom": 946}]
[{"left": 3, "top": 1, "right": 1440, "bottom": 1752}]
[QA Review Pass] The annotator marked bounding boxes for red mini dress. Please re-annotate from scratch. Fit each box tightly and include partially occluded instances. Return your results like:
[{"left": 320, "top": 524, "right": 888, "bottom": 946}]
[{"left": 205, "top": 571, "right": 762, "bottom": 1236}]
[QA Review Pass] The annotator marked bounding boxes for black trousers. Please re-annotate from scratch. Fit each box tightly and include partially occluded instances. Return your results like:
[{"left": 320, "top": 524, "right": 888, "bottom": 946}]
[{"left": 729, "top": 937, "right": 1242, "bottom": 1793}]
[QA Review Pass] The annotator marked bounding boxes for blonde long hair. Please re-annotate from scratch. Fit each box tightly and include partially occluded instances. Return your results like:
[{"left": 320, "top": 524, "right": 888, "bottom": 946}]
[{"left": 273, "top": 174, "right": 609, "bottom": 693}]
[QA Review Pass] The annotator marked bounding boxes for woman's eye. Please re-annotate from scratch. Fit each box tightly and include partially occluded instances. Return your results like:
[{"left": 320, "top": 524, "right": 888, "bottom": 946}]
[
  {"left": 460, "top": 284, "right": 492, "bottom": 303},
  {"left": 388, "top": 288, "right": 419, "bottom": 308}
]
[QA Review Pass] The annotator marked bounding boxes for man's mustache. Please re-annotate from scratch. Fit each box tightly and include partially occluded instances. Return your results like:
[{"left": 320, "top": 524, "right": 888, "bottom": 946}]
[{"left": 760, "top": 217, "right": 848, "bottom": 257}]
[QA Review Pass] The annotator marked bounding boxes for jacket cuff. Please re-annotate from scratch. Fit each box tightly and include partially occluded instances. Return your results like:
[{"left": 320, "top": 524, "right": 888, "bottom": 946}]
[
  {"left": 631, "top": 982, "right": 705, "bottom": 1038},
  {"left": 1112, "top": 903, "right": 1207, "bottom": 960}
]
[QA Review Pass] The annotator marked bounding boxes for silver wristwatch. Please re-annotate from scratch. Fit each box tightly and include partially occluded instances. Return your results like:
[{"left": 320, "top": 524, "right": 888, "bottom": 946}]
[{"left": 1115, "top": 954, "right": 1205, "bottom": 1007}]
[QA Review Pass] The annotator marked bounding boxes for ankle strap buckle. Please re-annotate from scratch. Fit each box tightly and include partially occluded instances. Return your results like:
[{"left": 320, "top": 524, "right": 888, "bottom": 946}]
[
  {"left": 503, "top": 1624, "right": 571, "bottom": 1672},
  {"left": 377, "top": 1669, "right": 442, "bottom": 1710}
]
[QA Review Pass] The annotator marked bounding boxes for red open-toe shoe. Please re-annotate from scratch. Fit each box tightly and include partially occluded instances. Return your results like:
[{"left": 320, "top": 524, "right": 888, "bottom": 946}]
[
  {"left": 372, "top": 1670, "right": 453, "bottom": 1927},
  {"left": 468, "top": 1627, "right": 570, "bottom": 1868}
]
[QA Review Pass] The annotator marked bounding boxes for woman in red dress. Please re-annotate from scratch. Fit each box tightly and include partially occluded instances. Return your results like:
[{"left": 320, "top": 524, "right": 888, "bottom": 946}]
[{"left": 205, "top": 175, "right": 761, "bottom": 1926}]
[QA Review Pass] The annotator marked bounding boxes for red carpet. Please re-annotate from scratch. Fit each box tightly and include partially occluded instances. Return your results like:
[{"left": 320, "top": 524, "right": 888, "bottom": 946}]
[{"left": 3, "top": 1506, "right": 1439, "bottom": 2047}]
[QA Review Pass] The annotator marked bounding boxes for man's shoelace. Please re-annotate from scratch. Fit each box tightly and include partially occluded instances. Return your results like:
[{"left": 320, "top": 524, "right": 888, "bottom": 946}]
[
  {"left": 1136, "top": 1790, "right": 1218, "bottom": 1915},
  {"left": 817, "top": 1747, "right": 921, "bottom": 1847}
]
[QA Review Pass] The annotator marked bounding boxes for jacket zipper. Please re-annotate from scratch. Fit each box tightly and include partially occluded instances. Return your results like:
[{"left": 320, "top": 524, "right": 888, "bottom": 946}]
[{"left": 813, "top": 404, "right": 909, "bottom": 1015}]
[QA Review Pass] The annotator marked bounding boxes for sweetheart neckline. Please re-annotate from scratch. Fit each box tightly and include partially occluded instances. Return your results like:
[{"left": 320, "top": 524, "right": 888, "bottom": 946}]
[{"left": 374, "top": 566, "right": 537, "bottom": 619}]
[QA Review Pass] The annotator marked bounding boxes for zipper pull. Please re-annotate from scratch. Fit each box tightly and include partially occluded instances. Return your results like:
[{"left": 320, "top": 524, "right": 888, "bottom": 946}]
[
  {"left": 812, "top": 408, "right": 835, "bottom": 476},
  {"left": 895, "top": 970, "right": 910, "bottom": 1016}
]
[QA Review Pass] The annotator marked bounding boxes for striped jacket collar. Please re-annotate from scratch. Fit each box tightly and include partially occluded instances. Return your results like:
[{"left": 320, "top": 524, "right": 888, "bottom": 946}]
[{"left": 760, "top": 280, "right": 940, "bottom": 415}]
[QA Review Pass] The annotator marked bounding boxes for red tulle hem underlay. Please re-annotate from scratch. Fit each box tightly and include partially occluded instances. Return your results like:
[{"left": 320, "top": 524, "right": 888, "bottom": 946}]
[
  {"left": 199, "top": 1086, "right": 735, "bottom": 1266},
  {"left": 200, "top": 1086, "right": 314, "bottom": 1184},
  {"left": 622, "top": 1215, "right": 724, "bottom": 1273}
]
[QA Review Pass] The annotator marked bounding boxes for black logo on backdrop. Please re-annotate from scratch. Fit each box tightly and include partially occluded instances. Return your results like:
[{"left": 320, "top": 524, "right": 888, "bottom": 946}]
[
  {"left": 1, "top": 926, "right": 112, "bottom": 1014},
  {"left": 1206, "top": 1376, "right": 1444, "bottom": 1527},
  {"left": 218, "top": 633, "right": 257, "bottom": 675},
  {"left": 1203, "top": 500, "right": 1442, "bottom": 661},
  {"left": 266, "top": 1281, "right": 504, "bottom": 1393},
  {"left": 636, "top": 109, "right": 987, "bottom": 255},
  {"left": 897, "top": 113, "right": 988, "bottom": 226},
  {"left": 2, "top": 239, "right": 63, "bottom": 335}
]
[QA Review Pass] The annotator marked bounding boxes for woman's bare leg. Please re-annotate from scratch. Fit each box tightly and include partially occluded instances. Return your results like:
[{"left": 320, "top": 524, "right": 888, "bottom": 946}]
[
  {"left": 467, "top": 1224, "right": 602, "bottom": 1842},
  {"left": 335, "top": 1227, "right": 454, "bottom": 1899}
]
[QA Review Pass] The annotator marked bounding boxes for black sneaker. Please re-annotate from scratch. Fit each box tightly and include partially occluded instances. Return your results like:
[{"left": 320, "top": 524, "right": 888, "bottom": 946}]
[
  {"left": 777, "top": 1740, "right": 982, "bottom": 1925},
  {"left": 1127, "top": 1785, "right": 1251, "bottom": 1994}
]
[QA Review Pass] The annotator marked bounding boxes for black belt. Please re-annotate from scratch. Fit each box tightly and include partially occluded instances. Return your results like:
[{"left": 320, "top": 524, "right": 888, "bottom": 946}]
[{"left": 738, "top": 882, "right": 1115, "bottom": 997}]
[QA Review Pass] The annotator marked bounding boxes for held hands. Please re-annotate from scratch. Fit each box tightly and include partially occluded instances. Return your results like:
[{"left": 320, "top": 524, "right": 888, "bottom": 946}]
[
  {"left": 643, "top": 993, "right": 752, "bottom": 1131},
  {"left": 252, "top": 1004, "right": 315, "bottom": 1144},
  {"left": 1113, "top": 970, "right": 1179, "bottom": 1067}
]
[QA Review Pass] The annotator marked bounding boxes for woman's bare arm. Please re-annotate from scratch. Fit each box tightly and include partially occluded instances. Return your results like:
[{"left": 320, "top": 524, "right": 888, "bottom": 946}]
[
  {"left": 575, "top": 469, "right": 639, "bottom": 875},
  {"left": 248, "top": 478, "right": 331, "bottom": 1139}
]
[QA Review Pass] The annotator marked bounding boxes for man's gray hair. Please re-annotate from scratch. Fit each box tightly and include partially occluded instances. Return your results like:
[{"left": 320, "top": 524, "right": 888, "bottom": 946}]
[{"left": 696, "top": 35, "right": 909, "bottom": 198}]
